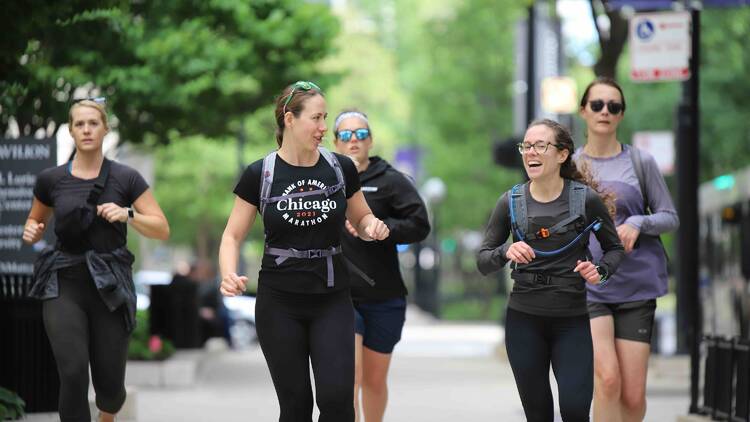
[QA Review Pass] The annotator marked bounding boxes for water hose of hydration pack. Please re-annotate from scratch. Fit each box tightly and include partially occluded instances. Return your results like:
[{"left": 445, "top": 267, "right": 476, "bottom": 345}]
[{"left": 509, "top": 194, "right": 602, "bottom": 258}]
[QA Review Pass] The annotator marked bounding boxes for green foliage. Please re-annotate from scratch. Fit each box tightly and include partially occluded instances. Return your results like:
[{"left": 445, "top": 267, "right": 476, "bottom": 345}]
[
  {"left": 699, "top": 7, "right": 750, "bottom": 180},
  {"left": 393, "top": 0, "right": 525, "bottom": 230},
  {"left": 128, "top": 310, "right": 175, "bottom": 361},
  {"left": 2, "top": 0, "right": 339, "bottom": 144},
  {"left": 0, "top": 386, "right": 25, "bottom": 421},
  {"left": 441, "top": 295, "right": 507, "bottom": 321}
]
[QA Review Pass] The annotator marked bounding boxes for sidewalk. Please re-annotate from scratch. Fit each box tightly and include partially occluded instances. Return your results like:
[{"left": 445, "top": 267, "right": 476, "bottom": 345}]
[{"left": 24, "top": 307, "right": 691, "bottom": 421}]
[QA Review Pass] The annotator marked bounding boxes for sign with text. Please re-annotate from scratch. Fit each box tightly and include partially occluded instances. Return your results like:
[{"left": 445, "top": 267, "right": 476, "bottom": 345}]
[
  {"left": 633, "top": 131, "right": 675, "bottom": 175},
  {"left": 0, "top": 137, "right": 56, "bottom": 275},
  {"left": 629, "top": 11, "right": 691, "bottom": 82}
]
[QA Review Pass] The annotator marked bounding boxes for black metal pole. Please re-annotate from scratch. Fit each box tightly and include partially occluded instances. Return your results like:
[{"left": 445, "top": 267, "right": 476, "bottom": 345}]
[
  {"left": 675, "top": 7, "right": 701, "bottom": 414},
  {"left": 526, "top": 3, "right": 536, "bottom": 126}
]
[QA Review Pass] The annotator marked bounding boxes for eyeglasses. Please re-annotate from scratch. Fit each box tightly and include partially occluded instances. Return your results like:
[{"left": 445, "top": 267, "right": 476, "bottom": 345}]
[
  {"left": 588, "top": 99, "right": 623, "bottom": 115},
  {"left": 72, "top": 97, "right": 106, "bottom": 105},
  {"left": 517, "top": 141, "right": 563, "bottom": 155},
  {"left": 336, "top": 128, "right": 370, "bottom": 142},
  {"left": 283, "top": 81, "right": 321, "bottom": 114}
]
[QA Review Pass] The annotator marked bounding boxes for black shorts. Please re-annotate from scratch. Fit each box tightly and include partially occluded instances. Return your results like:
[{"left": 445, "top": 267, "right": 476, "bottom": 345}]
[{"left": 587, "top": 299, "right": 656, "bottom": 344}]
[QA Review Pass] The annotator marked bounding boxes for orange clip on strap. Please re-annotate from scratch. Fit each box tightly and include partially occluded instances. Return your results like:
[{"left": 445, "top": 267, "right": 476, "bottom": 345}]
[{"left": 537, "top": 228, "right": 550, "bottom": 238}]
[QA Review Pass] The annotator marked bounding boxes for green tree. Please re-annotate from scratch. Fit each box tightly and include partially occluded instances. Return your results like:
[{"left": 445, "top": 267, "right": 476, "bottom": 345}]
[
  {"left": 393, "top": 0, "right": 526, "bottom": 230},
  {"left": 2, "top": 0, "right": 339, "bottom": 144}
]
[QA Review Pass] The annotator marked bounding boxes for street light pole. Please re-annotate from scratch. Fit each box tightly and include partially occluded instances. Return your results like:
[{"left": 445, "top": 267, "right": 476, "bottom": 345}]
[{"left": 674, "top": 5, "right": 701, "bottom": 414}]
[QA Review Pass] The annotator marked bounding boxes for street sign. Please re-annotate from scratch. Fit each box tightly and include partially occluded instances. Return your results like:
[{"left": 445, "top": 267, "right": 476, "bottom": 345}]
[
  {"left": 609, "top": 0, "right": 750, "bottom": 11},
  {"left": 633, "top": 131, "right": 675, "bottom": 175},
  {"left": 629, "top": 11, "right": 691, "bottom": 82}
]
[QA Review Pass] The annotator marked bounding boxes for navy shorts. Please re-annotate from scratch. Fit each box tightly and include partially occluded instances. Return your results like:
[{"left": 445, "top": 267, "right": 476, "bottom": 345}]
[
  {"left": 588, "top": 299, "right": 657, "bottom": 344},
  {"left": 354, "top": 297, "right": 407, "bottom": 354}
]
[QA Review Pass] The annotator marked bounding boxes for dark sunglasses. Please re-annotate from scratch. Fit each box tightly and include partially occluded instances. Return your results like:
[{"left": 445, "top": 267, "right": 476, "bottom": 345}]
[
  {"left": 72, "top": 97, "right": 106, "bottom": 105},
  {"left": 283, "top": 81, "right": 321, "bottom": 114},
  {"left": 336, "top": 128, "right": 370, "bottom": 142},
  {"left": 589, "top": 99, "right": 623, "bottom": 115}
]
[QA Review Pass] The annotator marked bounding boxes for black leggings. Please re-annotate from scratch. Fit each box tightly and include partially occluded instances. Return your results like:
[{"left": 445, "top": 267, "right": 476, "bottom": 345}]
[
  {"left": 505, "top": 307, "right": 593, "bottom": 422},
  {"left": 256, "top": 284, "right": 354, "bottom": 422},
  {"left": 43, "top": 264, "right": 129, "bottom": 422}
]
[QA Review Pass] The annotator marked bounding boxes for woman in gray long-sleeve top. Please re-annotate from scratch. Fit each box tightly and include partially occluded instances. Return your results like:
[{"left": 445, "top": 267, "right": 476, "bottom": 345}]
[
  {"left": 575, "top": 77, "right": 679, "bottom": 422},
  {"left": 477, "top": 118, "right": 624, "bottom": 422}
]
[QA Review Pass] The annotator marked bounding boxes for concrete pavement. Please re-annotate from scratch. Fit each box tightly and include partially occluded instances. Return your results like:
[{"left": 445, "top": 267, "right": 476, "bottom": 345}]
[{"left": 25, "top": 308, "right": 691, "bottom": 421}]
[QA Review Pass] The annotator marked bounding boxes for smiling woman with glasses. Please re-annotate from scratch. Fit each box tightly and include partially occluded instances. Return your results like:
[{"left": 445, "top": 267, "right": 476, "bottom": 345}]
[
  {"left": 575, "top": 77, "right": 679, "bottom": 422},
  {"left": 477, "top": 118, "right": 623, "bottom": 422},
  {"left": 332, "top": 109, "right": 430, "bottom": 422}
]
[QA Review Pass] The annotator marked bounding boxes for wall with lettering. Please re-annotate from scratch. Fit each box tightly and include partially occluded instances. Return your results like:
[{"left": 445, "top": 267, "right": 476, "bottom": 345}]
[{"left": 0, "top": 137, "right": 56, "bottom": 275}]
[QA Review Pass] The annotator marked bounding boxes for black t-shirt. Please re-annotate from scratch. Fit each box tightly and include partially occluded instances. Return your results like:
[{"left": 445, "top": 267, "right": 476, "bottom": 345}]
[
  {"left": 33, "top": 160, "right": 149, "bottom": 254},
  {"left": 234, "top": 152, "right": 361, "bottom": 294},
  {"left": 476, "top": 179, "right": 624, "bottom": 317}
]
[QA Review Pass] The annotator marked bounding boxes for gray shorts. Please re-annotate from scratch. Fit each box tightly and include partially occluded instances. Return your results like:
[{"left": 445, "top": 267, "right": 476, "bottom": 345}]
[{"left": 587, "top": 299, "right": 656, "bottom": 344}]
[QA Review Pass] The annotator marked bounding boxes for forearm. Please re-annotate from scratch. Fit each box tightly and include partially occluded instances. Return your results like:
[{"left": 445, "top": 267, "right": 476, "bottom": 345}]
[
  {"left": 476, "top": 244, "right": 510, "bottom": 275},
  {"left": 625, "top": 210, "right": 679, "bottom": 236},
  {"left": 219, "top": 233, "right": 241, "bottom": 278},
  {"left": 129, "top": 212, "right": 169, "bottom": 240},
  {"left": 383, "top": 215, "right": 430, "bottom": 244}
]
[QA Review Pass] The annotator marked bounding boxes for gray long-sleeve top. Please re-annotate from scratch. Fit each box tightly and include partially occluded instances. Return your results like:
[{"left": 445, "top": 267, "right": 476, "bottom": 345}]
[
  {"left": 575, "top": 145, "right": 679, "bottom": 303},
  {"left": 477, "top": 180, "right": 625, "bottom": 317}
]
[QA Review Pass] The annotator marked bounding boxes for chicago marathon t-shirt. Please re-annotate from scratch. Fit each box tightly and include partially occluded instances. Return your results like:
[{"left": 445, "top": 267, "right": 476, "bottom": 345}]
[{"left": 234, "top": 151, "right": 360, "bottom": 294}]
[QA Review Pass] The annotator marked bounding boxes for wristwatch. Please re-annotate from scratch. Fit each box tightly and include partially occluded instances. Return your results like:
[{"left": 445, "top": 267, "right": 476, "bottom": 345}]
[
  {"left": 126, "top": 207, "right": 135, "bottom": 222},
  {"left": 595, "top": 265, "right": 609, "bottom": 287}
]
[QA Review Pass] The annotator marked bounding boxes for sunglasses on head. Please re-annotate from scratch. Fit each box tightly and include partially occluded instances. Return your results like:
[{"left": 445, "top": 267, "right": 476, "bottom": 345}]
[
  {"left": 336, "top": 128, "right": 370, "bottom": 142},
  {"left": 72, "top": 97, "right": 106, "bottom": 105},
  {"left": 588, "top": 99, "right": 623, "bottom": 115},
  {"left": 283, "top": 81, "right": 322, "bottom": 114}
]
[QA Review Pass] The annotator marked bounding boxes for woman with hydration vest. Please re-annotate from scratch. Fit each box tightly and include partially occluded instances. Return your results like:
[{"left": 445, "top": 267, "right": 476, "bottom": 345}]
[
  {"left": 477, "top": 118, "right": 625, "bottom": 421},
  {"left": 218, "top": 81, "right": 389, "bottom": 422}
]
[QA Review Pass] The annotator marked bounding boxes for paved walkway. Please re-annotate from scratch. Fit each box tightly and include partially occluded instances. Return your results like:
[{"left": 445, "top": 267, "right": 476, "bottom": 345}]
[{"left": 25, "top": 308, "right": 691, "bottom": 421}]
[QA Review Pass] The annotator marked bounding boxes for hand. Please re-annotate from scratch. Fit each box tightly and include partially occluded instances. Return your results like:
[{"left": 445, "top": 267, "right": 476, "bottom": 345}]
[
  {"left": 344, "top": 220, "right": 359, "bottom": 238},
  {"left": 616, "top": 223, "right": 640, "bottom": 253},
  {"left": 219, "top": 272, "right": 248, "bottom": 297},
  {"left": 505, "top": 241, "right": 535, "bottom": 264},
  {"left": 97, "top": 203, "right": 128, "bottom": 223},
  {"left": 574, "top": 260, "right": 600, "bottom": 285},
  {"left": 364, "top": 218, "right": 389, "bottom": 241},
  {"left": 22, "top": 221, "right": 46, "bottom": 244}
]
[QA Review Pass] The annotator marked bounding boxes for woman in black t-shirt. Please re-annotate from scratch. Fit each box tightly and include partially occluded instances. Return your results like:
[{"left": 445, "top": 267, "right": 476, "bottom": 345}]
[
  {"left": 476, "top": 119, "right": 624, "bottom": 422},
  {"left": 219, "top": 82, "right": 389, "bottom": 422},
  {"left": 23, "top": 98, "right": 170, "bottom": 422}
]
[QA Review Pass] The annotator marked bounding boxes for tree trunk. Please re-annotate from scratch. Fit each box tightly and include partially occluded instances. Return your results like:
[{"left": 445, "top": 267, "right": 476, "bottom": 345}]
[{"left": 590, "top": 0, "right": 629, "bottom": 78}]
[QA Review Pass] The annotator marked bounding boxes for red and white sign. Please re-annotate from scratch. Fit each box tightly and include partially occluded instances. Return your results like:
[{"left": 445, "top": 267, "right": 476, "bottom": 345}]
[
  {"left": 633, "top": 131, "right": 675, "bottom": 175},
  {"left": 629, "top": 11, "right": 691, "bottom": 82}
]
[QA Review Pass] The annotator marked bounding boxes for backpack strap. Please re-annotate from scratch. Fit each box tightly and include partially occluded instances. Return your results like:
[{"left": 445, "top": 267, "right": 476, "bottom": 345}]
[
  {"left": 86, "top": 158, "right": 112, "bottom": 205},
  {"left": 509, "top": 183, "right": 528, "bottom": 240},
  {"left": 627, "top": 144, "right": 649, "bottom": 212},
  {"left": 258, "top": 147, "right": 346, "bottom": 215},
  {"left": 568, "top": 180, "right": 587, "bottom": 221},
  {"left": 318, "top": 147, "right": 346, "bottom": 196},
  {"left": 259, "top": 151, "right": 278, "bottom": 216}
]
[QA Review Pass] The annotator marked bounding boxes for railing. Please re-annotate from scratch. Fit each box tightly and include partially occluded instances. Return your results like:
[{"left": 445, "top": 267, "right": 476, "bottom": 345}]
[
  {"left": 701, "top": 335, "right": 750, "bottom": 422},
  {"left": 0, "top": 274, "right": 59, "bottom": 413}
]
